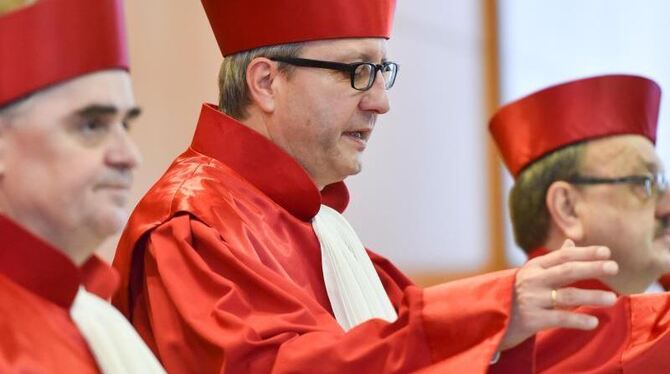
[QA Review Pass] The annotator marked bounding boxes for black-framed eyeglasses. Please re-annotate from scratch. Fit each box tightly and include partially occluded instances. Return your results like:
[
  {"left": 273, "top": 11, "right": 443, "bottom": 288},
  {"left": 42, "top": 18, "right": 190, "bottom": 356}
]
[
  {"left": 269, "top": 56, "right": 399, "bottom": 91},
  {"left": 566, "top": 173, "right": 669, "bottom": 199}
]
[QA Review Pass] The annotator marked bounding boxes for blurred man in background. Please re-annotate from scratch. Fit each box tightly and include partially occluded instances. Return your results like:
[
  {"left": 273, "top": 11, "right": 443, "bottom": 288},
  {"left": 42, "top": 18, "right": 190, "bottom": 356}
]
[
  {"left": 0, "top": 0, "right": 163, "bottom": 372},
  {"left": 490, "top": 74, "right": 670, "bottom": 373}
]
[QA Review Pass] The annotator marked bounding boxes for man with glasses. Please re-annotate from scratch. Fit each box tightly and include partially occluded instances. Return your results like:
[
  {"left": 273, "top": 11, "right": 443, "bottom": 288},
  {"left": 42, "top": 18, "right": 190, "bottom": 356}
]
[
  {"left": 113, "top": 2, "right": 622, "bottom": 372},
  {"left": 490, "top": 74, "right": 670, "bottom": 372},
  {"left": 0, "top": 0, "right": 164, "bottom": 372}
]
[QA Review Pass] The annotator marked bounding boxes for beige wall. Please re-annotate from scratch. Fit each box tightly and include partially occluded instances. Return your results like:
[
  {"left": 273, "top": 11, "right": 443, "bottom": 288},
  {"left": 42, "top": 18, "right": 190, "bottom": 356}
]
[{"left": 97, "top": 1, "right": 222, "bottom": 259}]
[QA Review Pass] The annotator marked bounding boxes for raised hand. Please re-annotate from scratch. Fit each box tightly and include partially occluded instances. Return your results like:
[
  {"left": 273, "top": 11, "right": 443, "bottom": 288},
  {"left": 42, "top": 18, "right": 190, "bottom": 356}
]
[{"left": 500, "top": 240, "right": 618, "bottom": 350}]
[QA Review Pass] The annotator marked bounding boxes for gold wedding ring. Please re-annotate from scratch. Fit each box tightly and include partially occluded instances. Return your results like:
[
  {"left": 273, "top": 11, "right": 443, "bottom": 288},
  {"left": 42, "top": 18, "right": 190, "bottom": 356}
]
[{"left": 551, "top": 289, "right": 558, "bottom": 309}]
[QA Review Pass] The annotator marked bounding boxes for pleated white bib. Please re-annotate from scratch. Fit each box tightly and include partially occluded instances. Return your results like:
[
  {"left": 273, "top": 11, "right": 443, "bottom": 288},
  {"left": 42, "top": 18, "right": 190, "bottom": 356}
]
[
  {"left": 312, "top": 205, "right": 398, "bottom": 331},
  {"left": 70, "top": 287, "right": 166, "bottom": 373}
]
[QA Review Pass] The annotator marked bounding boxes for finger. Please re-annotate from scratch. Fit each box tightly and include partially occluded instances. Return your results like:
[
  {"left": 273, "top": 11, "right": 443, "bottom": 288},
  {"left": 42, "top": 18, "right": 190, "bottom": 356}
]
[
  {"left": 541, "top": 260, "right": 619, "bottom": 286},
  {"left": 534, "top": 245, "right": 611, "bottom": 268},
  {"left": 535, "top": 309, "right": 600, "bottom": 331},
  {"left": 553, "top": 287, "right": 617, "bottom": 308}
]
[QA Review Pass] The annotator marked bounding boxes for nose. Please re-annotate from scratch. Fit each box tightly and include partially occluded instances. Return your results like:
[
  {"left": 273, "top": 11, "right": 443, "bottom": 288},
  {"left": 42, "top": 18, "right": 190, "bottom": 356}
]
[
  {"left": 359, "top": 70, "right": 390, "bottom": 114},
  {"left": 655, "top": 185, "right": 670, "bottom": 222},
  {"left": 106, "top": 123, "right": 142, "bottom": 171}
]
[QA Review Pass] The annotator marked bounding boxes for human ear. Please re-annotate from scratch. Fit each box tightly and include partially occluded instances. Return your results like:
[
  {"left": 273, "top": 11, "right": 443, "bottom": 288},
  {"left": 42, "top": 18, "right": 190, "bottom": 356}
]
[
  {"left": 546, "top": 181, "right": 585, "bottom": 241},
  {"left": 246, "top": 57, "right": 278, "bottom": 113}
]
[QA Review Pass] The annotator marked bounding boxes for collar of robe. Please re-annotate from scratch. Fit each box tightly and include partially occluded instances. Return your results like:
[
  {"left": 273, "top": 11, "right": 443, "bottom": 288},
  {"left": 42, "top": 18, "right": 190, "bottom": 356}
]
[
  {"left": 190, "top": 104, "right": 350, "bottom": 221},
  {"left": 0, "top": 215, "right": 117, "bottom": 308}
]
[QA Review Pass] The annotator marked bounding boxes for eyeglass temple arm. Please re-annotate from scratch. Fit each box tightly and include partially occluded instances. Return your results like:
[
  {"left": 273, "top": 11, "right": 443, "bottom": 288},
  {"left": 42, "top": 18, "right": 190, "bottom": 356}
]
[{"left": 567, "top": 175, "right": 651, "bottom": 185}]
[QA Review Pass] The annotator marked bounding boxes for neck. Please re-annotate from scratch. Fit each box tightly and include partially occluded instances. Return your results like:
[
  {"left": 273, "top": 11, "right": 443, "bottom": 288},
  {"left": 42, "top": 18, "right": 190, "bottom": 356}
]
[
  {"left": 601, "top": 270, "right": 656, "bottom": 295},
  {"left": 27, "top": 224, "right": 94, "bottom": 266},
  {"left": 0, "top": 209, "right": 93, "bottom": 266},
  {"left": 241, "top": 109, "right": 272, "bottom": 139},
  {"left": 542, "top": 239, "right": 654, "bottom": 295}
]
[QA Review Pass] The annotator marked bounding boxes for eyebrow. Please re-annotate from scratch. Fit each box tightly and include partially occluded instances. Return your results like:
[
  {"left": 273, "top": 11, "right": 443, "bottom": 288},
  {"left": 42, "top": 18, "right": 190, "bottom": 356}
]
[{"left": 76, "top": 104, "right": 142, "bottom": 121}]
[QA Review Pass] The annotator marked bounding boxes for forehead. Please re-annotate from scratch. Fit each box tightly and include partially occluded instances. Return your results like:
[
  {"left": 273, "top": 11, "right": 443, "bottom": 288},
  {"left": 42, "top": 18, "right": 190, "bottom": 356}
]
[
  {"left": 300, "top": 37, "right": 388, "bottom": 61},
  {"left": 41, "top": 70, "right": 134, "bottom": 108},
  {"left": 582, "top": 134, "right": 662, "bottom": 173},
  {"left": 13, "top": 69, "right": 135, "bottom": 119}
]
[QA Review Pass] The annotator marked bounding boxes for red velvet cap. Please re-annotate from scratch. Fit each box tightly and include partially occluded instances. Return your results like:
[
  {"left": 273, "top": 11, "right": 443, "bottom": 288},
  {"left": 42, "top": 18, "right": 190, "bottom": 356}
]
[
  {"left": 0, "top": 0, "right": 129, "bottom": 107},
  {"left": 201, "top": 0, "right": 397, "bottom": 56},
  {"left": 490, "top": 75, "right": 661, "bottom": 178}
]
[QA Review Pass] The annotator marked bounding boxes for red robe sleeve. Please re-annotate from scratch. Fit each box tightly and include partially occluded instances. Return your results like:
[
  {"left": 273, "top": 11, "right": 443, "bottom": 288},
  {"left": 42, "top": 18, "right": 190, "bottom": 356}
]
[
  {"left": 620, "top": 293, "right": 670, "bottom": 373},
  {"left": 486, "top": 338, "right": 535, "bottom": 374},
  {"left": 132, "top": 215, "right": 519, "bottom": 373}
]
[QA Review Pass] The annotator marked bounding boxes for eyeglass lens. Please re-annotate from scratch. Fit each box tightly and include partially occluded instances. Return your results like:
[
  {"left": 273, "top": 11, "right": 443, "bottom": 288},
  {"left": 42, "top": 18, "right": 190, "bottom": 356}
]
[
  {"left": 353, "top": 63, "right": 397, "bottom": 90},
  {"left": 644, "top": 174, "right": 669, "bottom": 198}
]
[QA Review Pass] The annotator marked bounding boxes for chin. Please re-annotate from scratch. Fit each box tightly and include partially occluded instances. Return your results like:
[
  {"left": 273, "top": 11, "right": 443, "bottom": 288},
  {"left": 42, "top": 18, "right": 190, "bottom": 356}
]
[
  {"left": 345, "top": 159, "right": 363, "bottom": 175},
  {"left": 347, "top": 167, "right": 362, "bottom": 177},
  {"left": 94, "top": 208, "right": 129, "bottom": 237}
]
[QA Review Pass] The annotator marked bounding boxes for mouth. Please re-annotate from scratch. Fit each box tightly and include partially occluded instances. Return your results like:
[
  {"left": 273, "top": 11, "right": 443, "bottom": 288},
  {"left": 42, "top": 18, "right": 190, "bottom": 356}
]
[
  {"left": 95, "top": 181, "right": 132, "bottom": 201},
  {"left": 342, "top": 129, "right": 372, "bottom": 146},
  {"left": 99, "top": 187, "right": 131, "bottom": 207},
  {"left": 97, "top": 183, "right": 131, "bottom": 190}
]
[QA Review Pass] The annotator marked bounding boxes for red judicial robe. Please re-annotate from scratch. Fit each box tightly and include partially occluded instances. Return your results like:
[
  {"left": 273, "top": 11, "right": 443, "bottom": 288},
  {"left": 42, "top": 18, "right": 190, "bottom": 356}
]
[
  {"left": 113, "top": 104, "right": 530, "bottom": 373},
  {"left": 0, "top": 215, "right": 119, "bottom": 373},
  {"left": 493, "top": 247, "right": 670, "bottom": 373}
]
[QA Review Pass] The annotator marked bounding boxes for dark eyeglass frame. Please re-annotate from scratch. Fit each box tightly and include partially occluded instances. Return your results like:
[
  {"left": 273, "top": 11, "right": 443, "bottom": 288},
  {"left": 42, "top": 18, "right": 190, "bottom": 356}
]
[
  {"left": 566, "top": 173, "right": 669, "bottom": 199},
  {"left": 269, "top": 56, "right": 399, "bottom": 91}
]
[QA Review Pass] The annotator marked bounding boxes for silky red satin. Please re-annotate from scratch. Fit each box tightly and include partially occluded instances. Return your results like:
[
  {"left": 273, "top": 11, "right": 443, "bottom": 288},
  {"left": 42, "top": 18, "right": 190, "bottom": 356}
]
[{"left": 113, "top": 104, "right": 522, "bottom": 373}]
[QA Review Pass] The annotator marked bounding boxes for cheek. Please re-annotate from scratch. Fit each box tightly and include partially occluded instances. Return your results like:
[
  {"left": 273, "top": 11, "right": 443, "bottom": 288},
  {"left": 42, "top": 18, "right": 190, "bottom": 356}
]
[
  {"left": 291, "top": 117, "right": 341, "bottom": 153},
  {"left": 45, "top": 160, "right": 103, "bottom": 214},
  {"left": 612, "top": 207, "right": 656, "bottom": 252},
  {"left": 281, "top": 88, "right": 359, "bottom": 160},
  {"left": 623, "top": 197, "right": 656, "bottom": 227},
  {"left": 314, "top": 109, "right": 357, "bottom": 147}
]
